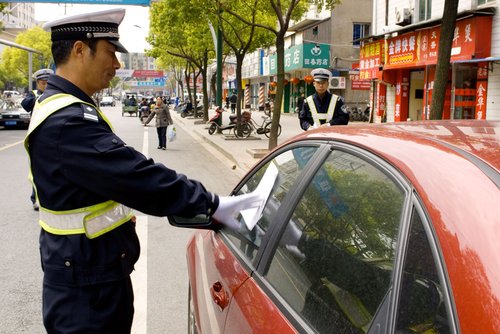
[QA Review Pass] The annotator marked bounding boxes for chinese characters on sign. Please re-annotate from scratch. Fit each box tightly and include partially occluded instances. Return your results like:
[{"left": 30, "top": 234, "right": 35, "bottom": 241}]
[
  {"left": 359, "top": 40, "right": 384, "bottom": 80},
  {"left": 385, "top": 16, "right": 486, "bottom": 69},
  {"left": 269, "top": 44, "right": 330, "bottom": 74}
]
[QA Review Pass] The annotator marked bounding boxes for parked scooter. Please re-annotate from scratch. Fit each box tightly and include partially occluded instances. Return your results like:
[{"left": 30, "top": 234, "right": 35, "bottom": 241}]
[
  {"left": 180, "top": 100, "right": 204, "bottom": 118},
  {"left": 207, "top": 106, "right": 238, "bottom": 135}
]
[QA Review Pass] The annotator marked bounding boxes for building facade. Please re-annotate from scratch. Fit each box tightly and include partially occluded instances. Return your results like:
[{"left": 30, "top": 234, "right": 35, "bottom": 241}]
[
  {"left": 363, "top": 0, "right": 499, "bottom": 122},
  {"left": 240, "top": 1, "right": 373, "bottom": 113}
]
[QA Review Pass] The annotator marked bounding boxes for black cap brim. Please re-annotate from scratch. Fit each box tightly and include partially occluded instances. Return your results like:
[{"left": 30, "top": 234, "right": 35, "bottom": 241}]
[{"left": 109, "top": 40, "right": 128, "bottom": 53}]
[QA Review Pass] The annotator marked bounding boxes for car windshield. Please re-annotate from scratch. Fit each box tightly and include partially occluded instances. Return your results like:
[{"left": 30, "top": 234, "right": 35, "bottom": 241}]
[{"left": 0, "top": 100, "right": 23, "bottom": 111}]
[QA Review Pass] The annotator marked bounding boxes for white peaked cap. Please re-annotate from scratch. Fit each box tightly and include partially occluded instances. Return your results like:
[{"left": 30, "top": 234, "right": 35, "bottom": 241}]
[{"left": 42, "top": 8, "right": 128, "bottom": 53}]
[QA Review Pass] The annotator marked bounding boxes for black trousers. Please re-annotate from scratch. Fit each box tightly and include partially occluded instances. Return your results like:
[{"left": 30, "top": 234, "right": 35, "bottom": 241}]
[
  {"left": 157, "top": 126, "right": 167, "bottom": 148},
  {"left": 43, "top": 277, "right": 134, "bottom": 334}
]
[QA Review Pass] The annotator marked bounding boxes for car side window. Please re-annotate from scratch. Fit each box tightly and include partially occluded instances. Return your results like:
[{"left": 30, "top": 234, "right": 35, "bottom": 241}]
[
  {"left": 396, "top": 208, "right": 451, "bottom": 333},
  {"left": 225, "top": 146, "right": 319, "bottom": 264},
  {"left": 266, "top": 150, "right": 405, "bottom": 333}
]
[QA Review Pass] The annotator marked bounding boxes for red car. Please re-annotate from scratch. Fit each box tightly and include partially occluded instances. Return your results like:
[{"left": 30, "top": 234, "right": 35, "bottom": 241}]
[{"left": 170, "top": 120, "right": 500, "bottom": 334}]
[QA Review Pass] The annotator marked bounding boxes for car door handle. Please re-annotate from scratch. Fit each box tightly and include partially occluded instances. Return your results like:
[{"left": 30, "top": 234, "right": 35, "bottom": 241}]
[{"left": 210, "top": 281, "right": 229, "bottom": 311}]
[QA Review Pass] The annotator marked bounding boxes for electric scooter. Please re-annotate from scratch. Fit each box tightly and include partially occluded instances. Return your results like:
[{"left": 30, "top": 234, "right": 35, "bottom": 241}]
[{"left": 207, "top": 107, "right": 238, "bottom": 135}]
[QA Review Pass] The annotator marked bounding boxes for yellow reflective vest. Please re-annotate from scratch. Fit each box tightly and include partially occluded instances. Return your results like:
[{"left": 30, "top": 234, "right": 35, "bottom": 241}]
[
  {"left": 305, "top": 93, "right": 339, "bottom": 128},
  {"left": 24, "top": 93, "right": 133, "bottom": 239}
]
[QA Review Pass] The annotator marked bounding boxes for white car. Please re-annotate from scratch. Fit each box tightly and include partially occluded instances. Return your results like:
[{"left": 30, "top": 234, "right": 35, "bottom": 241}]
[{"left": 100, "top": 96, "right": 116, "bottom": 107}]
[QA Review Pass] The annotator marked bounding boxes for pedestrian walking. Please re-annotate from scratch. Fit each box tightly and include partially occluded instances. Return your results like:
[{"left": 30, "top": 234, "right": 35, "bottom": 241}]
[
  {"left": 229, "top": 92, "right": 237, "bottom": 114},
  {"left": 144, "top": 96, "right": 173, "bottom": 150},
  {"left": 26, "top": 8, "right": 262, "bottom": 333},
  {"left": 299, "top": 68, "right": 349, "bottom": 130}
]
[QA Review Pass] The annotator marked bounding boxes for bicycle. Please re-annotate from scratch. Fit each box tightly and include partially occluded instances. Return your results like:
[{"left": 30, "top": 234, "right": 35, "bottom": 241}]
[{"left": 242, "top": 113, "right": 282, "bottom": 138}]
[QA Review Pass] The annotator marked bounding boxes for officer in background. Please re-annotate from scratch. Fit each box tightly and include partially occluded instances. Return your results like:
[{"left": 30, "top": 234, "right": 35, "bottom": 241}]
[
  {"left": 21, "top": 68, "right": 54, "bottom": 113},
  {"left": 22, "top": 68, "right": 54, "bottom": 211},
  {"left": 27, "top": 9, "right": 259, "bottom": 333},
  {"left": 299, "top": 68, "right": 349, "bottom": 131}
]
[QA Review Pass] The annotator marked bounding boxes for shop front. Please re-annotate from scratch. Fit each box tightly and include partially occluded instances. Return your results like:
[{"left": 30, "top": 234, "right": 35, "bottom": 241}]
[
  {"left": 360, "top": 14, "right": 493, "bottom": 122},
  {"left": 268, "top": 43, "right": 330, "bottom": 113}
]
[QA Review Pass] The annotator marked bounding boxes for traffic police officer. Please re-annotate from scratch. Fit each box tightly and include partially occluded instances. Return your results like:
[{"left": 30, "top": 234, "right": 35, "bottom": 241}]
[
  {"left": 22, "top": 68, "right": 54, "bottom": 211},
  {"left": 299, "top": 68, "right": 349, "bottom": 131},
  {"left": 21, "top": 68, "right": 54, "bottom": 114},
  {"left": 26, "top": 8, "right": 259, "bottom": 333}
]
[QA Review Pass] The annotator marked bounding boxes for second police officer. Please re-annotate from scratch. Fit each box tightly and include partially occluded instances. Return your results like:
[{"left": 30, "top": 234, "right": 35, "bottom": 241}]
[
  {"left": 26, "top": 8, "right": 261, "bottom": 333},
  {"left": 299, "top": 68, "right": 349, "bottom": 130}
]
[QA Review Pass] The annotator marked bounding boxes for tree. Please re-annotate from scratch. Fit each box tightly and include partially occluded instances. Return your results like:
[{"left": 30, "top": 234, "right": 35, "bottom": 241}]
[
  {"left": 213, "top": 0, "right": 275, "bottom": 136},
  {"left": 0, "top": 26, "right": 52, "bottom": 89},
  {"left": 221, "top": 0, "right": 341, "bottom": 149},
  {"left": 149, "top": 0, "right": 215, "bottom": 121},
  {"left": 430, "top": 0, "right": 460, "bottom": 120}
]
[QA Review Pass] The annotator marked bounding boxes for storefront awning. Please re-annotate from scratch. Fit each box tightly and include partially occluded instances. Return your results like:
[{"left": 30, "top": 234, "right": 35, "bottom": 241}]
[{"left": 452, "top": 56, "right": 500, "bottom": 64}]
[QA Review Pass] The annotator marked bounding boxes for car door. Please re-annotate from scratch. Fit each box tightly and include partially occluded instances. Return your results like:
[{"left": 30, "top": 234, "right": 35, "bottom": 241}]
[{"left": 212, "top": 144, "right": 324, "bottom": 333}]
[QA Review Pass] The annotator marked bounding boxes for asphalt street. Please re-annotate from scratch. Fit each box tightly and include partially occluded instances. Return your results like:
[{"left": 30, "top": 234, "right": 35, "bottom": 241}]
[{"left": 0, "top": 104, "right": 245, "bottom": 334}]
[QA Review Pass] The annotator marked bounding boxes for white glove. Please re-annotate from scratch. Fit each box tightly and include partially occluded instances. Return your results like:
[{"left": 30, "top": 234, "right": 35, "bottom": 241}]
[{"left": 212, "top": 192, "right": 263, "bottom": 231}]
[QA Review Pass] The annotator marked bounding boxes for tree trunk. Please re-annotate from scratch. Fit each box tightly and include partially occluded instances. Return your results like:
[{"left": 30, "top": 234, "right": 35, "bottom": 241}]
[
  {"left": 430, "top": 0, "right": 459, "bottom": 120},
  {"left": 202, "top": 52, "right": 209, "bottom": 122},
  {"left": 269, "top": 33, "right": 285, "bottom": 150},
  {"left": 235, "top": 53, "right": 245, "bottom": 137}
]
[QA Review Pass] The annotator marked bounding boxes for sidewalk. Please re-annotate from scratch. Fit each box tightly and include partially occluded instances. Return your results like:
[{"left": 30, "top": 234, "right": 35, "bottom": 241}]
[{"left": 172, "top": 106, "right": 303, "bottom": 176}]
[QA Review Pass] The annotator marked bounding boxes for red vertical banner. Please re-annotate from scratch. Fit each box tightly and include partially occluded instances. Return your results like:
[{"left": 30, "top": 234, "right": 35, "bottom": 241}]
[
  {"left": 376, "top": 83, "right": 387, "bottom": 122},
  {"left": 394, "top": 70, "right": 410, "bottom": 122},
  {"left": 476, "top": 62, "right": 488, "bottom": 119}
]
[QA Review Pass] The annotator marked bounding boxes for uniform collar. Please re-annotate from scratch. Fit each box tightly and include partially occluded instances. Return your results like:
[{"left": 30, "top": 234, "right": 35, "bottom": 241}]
[{"left": 43, "top": 75, "right": 96, "bottom": 106}]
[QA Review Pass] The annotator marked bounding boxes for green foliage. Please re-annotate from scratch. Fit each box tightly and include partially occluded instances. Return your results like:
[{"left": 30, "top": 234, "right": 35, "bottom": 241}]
[
  {"left": 0, "top": 26, "right": 52, "bottom": 88},
  {"left": 297, "top": 166, "right": 403, "bottom": 260}
]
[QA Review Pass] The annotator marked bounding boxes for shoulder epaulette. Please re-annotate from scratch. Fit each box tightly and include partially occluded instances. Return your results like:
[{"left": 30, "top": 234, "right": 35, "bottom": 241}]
[{"left": 81, "top": 104, "right": 99, "bottom": 123}]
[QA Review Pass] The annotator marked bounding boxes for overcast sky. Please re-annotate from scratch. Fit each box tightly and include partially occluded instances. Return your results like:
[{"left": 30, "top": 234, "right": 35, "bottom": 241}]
[{"left": 34, "top": 3, "right": 151, "bottom": 53}]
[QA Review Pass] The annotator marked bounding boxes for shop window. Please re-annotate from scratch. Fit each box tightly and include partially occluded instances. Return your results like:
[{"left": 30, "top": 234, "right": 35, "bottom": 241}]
[
  {"left": 478, "top": 0, "right": 494, "bottom": 5},
  {"left": 353, "top": 23, "right": 370, "bottom": 47}
]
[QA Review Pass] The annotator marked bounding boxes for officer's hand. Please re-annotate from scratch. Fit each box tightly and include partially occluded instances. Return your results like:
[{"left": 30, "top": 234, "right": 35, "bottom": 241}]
[{"left": 212, "top": 193, "right": 263, "bottom": 231}]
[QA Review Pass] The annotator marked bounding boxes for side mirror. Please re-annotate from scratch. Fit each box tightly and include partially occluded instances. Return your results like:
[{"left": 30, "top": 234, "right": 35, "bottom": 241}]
[{"left": 167, "top": 214, "right": 217, "bottom": 229}]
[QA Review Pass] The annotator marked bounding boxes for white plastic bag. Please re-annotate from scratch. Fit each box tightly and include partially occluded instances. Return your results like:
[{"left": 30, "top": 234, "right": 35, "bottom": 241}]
[{"left": 167, "top": 125, "right": 177, "bottom": 142}]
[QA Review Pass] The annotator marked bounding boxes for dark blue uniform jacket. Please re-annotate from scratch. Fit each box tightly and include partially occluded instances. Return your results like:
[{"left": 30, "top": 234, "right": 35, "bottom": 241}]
[
  {"left": 21, "top": 90, "right": 37, "bottom": 113},
  {"left": 29, "top": 75, "right": 219, "bottom": 287},
  {"left": 299, "top": 91, "right": 349, "bottom": 131}
]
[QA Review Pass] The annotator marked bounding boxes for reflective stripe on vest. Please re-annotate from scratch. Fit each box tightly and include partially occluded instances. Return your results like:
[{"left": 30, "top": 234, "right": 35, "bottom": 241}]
[
  {"left": 306, "top": 94, "right": 338, "bottom": 127},
  {"left": 24, "top": 94, "right": 132, "bottom": 239},
  {"left": 39, "top": 200, "right": 133, "bottom": 238}
]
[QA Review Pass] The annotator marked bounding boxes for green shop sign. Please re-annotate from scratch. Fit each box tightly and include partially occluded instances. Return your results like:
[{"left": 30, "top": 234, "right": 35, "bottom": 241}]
[{"left": 270, "top": 43, "right": 330, "bottom": 74}]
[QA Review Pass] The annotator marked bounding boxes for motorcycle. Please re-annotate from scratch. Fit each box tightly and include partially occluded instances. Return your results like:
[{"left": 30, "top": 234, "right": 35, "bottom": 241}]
[
  {"left": 349, "top": 104, "right": 370, "bottom": 122},
  {"left": 207, "top": 106, "right": 239, "bottom": 135},
  {"left": 180, "top": 101, "right": 204, "bottom": 118},
  {"left": 139, "top": 104, "right": 150, "bottom": 122}
]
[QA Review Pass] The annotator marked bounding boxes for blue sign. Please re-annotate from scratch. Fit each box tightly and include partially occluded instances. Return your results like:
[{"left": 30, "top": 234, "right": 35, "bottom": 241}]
[{"left": 14, "top": 0, "right": 150, "bottom": 4}]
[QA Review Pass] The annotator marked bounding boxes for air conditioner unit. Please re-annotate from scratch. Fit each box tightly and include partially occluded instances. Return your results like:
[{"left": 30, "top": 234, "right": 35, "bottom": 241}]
[
  {"left": 395, "top": 8, "right": 412, "bottom": 26},
  {"left": 329, "top": 77, "right": 346, "bottom": 89}
]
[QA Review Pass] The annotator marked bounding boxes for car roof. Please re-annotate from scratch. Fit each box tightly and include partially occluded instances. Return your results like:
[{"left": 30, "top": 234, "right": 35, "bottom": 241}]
[{"left": 285, "top": 120, "right": 500, "bottom": 331}]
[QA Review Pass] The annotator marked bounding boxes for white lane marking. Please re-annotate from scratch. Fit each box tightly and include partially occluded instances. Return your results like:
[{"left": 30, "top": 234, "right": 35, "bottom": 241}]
[
  {"left": 132, "top": 127, "right": 149, "bottom": 333},
  {"left": 0, "top": 139, "right": 24, "bottom": 151}
]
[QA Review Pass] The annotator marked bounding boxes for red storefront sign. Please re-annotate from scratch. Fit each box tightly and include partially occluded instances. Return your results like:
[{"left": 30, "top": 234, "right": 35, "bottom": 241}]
[
  {"left": 359, "top": 40, "right": 384, "bottom": 80},
  {"left": 376, "top": 83, "right": 387, "bottom": 121},
  {"left": 476, "top": 63, "right": 488, "bottom": 120},
  {"left": 132, "top": 70, "right": 164, "bottom": 78},
  {"left": 350, "top": 73, "right": 371, "bottom": 90},
  {"left": 384, "top": 16, "right": 492, "bottom": 69}
]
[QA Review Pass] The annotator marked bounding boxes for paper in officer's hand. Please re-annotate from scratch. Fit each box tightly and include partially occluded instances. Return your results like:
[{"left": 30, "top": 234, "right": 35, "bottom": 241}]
[{"left": 240, "top": 162, "right": 279, "bottom": 230}]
